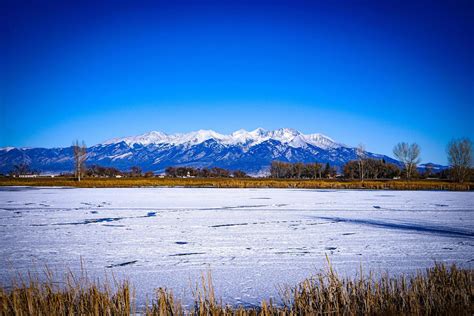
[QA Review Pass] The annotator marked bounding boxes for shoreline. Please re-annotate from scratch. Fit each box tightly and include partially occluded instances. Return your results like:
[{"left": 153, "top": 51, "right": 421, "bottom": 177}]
[{"left": 0, "top": 177, "right": 472, "bottom": 191}]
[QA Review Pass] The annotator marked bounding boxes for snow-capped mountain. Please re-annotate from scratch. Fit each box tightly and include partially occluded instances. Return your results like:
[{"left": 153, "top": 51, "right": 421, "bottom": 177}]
[
  {"left": 0, "top": 128, "right": 400, "bottom": 175},
  {"left": 103, "top": 128, "right": 341, "bottom": 149}
]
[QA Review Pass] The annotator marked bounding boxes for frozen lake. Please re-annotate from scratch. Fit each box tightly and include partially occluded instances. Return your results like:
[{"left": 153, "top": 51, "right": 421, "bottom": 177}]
[{"left": 0, "top": 187, "right": 473, "bottom": 307}]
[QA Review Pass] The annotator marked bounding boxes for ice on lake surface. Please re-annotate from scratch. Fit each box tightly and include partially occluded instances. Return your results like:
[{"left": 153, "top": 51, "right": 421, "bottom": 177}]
[{"left": 0, "top": 187, "right": 473, "bottom": 307}]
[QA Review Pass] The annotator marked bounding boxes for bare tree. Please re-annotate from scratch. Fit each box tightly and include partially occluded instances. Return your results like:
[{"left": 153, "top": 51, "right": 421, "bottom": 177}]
[
  {"left": 393, "top": 142, "right": 421, "bottom": 180},
  {"left": 73, "top": 140, "right": 87, "bottom": 181},
  {"left": 293, "top": 162, "right": 304, "bottom": 179},
  {"left": 130, "top": 166, "right": 142, "bottom": 177},
  {"left": 356, "top": 144, "right": 366, "bottom": 181},
  {"left": 11, "top": 162, "right": 31, "bottom": 176},
  {"left": 447, "top": 138, "right": 472, "bottom": 183},
  {"left": 232, "top": 170, "right": 248, "bottom": 178}
]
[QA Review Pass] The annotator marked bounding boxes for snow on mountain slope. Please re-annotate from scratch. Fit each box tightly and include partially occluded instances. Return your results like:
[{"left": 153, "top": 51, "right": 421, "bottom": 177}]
[
  {"left": 102, "top": 128, "right": 342, "bottom": 149},
  {"left": 0, "top": 128, "right": 406, "bottom": 174},
  {"left": 103, "top": 131, "right": 169, "bottom": 146}
]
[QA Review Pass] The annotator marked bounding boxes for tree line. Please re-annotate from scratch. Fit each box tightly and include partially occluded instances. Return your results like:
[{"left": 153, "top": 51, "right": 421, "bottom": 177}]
[
  {"left": 165, "top": 166, "right": 248, "bottom": 178},
  {"left": 391, "top": 139, "right": 472, "bottom": 183},
  {"left": 270, "top": 159, "right": 400, "bottom": 180},
  {"left": 9, "top": 163, "right": 39, "bottom": 177},
  {"left": 343, "top": 159, "right": 400, "bottom": 180},
  {"left": 85, "top": 165, "right": 154, "bottom": 178},
  {"left": 270, "top": 161, "right": 336, "bottom": 179},
  {"left": 270, "top": 139, "right": 472, "bottom": 183}
]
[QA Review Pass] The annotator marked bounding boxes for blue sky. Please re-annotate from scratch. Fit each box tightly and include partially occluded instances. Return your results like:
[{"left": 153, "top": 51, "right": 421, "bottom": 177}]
[{"left": 1, "top": 0, "right": 472, "bottom": 164}]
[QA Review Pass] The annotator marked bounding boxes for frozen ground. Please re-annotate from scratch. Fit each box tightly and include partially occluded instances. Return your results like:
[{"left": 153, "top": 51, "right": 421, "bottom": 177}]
[{"left": 0, "top": 187, "right": 473, "bottom": 307}]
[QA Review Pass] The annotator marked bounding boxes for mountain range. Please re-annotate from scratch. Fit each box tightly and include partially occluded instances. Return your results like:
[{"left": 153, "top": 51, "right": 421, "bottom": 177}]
[{"left": 0, "top": 128, "right": 443, "bottom": 175}]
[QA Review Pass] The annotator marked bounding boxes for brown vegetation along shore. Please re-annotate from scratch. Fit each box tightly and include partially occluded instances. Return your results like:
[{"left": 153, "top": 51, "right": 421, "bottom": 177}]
[
  {"left": 0, "top": 177, "right": 472, "bottom": 191},
  {"left": 1, "top": 263, "right": 472, "bottom": 315}
]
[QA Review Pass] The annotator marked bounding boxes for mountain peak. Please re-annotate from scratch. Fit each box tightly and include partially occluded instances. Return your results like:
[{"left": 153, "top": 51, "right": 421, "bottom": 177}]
[
  {"left": 268, "top": 128, "right": 301, "bottom": 142},
  {"left": 102, "top": 130, "right": 168, "bottom": 146},
  {"left": 250, "top": 127, "right": 267, "bottom": 135},
  {"left": 274, "top": 127, "right": 299, "bottom": 134}
]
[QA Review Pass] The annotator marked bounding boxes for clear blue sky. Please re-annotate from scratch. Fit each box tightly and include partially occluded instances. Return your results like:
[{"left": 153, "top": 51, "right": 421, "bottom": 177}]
[{"left": 1, "top": 0, "right": 473, "bottom": 164}]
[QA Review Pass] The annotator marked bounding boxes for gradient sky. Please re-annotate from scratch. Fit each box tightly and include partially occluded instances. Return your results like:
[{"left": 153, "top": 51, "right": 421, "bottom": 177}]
[{"left": 1, "top": 0, "right": 473, "bottom": 164}]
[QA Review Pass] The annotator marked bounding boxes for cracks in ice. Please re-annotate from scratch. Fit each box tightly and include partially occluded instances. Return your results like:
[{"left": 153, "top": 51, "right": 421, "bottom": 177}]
[
  {"left": 211, "top": 223, "right": 249, "bottom": 228},
  {"left": 209, "top": 219, "right": 330, "bottom": 229},
  {"left": 106, "top": 260, "right": 138, "bottom": 268},
  {"left": 314, "top": 216, "right": 474, "bottom": 238},
  {"left": 169, "top": 252, "right": 206, "bottom": 257},
  {"left": 28, "top": 211, "right": 160, "bottom": 227}
]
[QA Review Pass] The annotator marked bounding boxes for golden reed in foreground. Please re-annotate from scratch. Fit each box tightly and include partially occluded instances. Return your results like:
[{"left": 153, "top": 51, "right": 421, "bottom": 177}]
[
  {"left": 1, "top": 262, "right": 472, "bottom": 315},
  {"left": 0, "top": 177, "right": 472, "bottom": 191}
]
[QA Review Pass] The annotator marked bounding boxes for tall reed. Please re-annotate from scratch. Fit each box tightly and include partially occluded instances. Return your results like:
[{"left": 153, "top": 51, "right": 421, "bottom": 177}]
[{"left": 1, "top": 262, "right": 472, "bottom": 315}]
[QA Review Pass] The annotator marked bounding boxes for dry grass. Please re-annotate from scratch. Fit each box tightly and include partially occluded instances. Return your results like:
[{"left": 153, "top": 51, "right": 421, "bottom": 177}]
[
  {"left": 0, "top": 267, "right": 133, "bottom": 316},
  {"left": 282, "top": 261, "right": 473, "bottom": 315},
  {"left": 0, "top": 177, "right": 472, "bottom": 191},
  {"left": 1, "top": 261, "right": 472, "bottom": 315}
]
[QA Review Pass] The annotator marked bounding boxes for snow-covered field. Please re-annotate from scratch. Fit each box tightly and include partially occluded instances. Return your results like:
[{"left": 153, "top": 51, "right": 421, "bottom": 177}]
[{"left": 0, "top": 187, "right": 473, "bottom": 307}]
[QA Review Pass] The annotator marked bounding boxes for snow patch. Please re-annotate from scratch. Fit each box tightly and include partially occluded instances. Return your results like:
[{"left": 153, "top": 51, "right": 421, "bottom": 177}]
[{"left": 110, "top": 152, "right": 132, "bottom": 161}]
